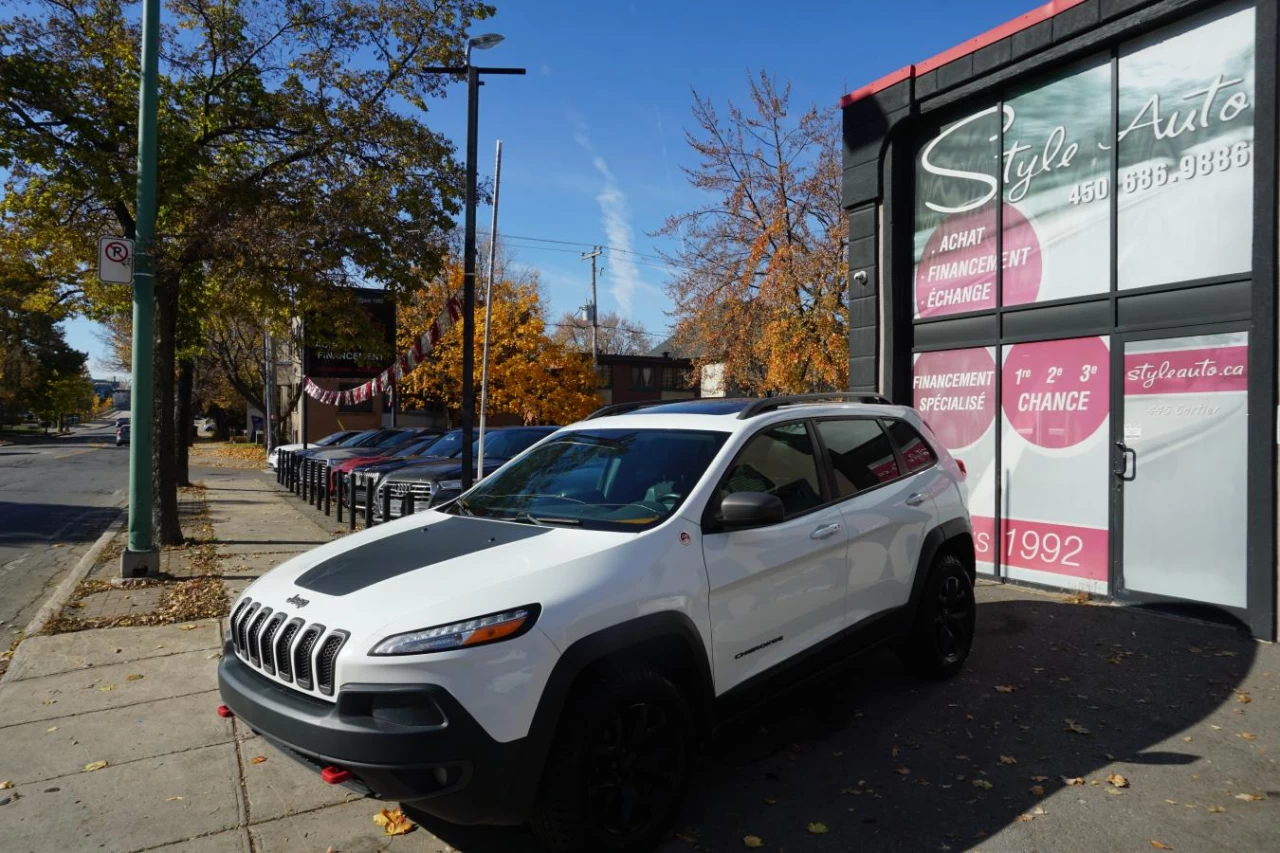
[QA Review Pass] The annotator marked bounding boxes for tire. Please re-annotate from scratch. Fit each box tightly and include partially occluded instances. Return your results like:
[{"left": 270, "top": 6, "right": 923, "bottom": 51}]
[
  {"left": 898, "top": 552, "right": 976, "bottom": 679},
  {"left": 530, "top": 668, "right": 695, "bottom": 853}
]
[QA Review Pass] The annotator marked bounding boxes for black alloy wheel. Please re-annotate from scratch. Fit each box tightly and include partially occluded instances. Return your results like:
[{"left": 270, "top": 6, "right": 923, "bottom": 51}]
[
  {"left": 899, "top": 552, "right": 976, "bottom": 679},
  {"left": 587, "top": 699, "right": 687, "bottom": 842}
]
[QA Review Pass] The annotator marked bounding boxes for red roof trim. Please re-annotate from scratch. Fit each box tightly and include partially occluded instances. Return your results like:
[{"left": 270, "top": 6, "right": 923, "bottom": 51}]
[
  {"left": 839, "top": 0, "right": 1088, "bottom": 107},
  {"left": 838, "top": 65, "right": 913, "bottom": 109}
]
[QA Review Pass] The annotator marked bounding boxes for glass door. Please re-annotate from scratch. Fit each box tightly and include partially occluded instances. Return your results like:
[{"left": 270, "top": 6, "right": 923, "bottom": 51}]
[{"left": 1113, "top": 328, "right": 1249, "bottom": 609}]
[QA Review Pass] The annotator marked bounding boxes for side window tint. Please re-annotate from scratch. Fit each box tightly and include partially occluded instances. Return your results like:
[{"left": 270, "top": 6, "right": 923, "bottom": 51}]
[
  {"left": 718, "top": 422, "right": 823, "bottom": 518},
  {"left": 815, "top": 419, "right": 900, "bottom": 498},
  {"left": 885, "top": 419, "right": 938, "bottom": 473}
]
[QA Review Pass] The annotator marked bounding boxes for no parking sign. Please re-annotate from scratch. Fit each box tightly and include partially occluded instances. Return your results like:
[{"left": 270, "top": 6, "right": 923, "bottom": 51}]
[{"left": 97, "top": 236, "right": 134, "bottom": 284}]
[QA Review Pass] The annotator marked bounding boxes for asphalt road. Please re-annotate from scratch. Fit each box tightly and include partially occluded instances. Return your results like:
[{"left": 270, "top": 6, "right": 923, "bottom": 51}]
[{"left": 0, "top": 415, "right": 128, "bottom": 639}]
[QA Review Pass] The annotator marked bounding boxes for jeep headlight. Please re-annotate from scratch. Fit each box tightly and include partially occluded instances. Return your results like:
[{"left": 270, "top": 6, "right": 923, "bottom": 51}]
[{"left": 370, "top": 606, "right": 539, "bottom": 655}]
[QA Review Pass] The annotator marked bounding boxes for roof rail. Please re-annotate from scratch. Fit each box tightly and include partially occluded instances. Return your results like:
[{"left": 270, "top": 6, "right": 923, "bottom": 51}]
[
  {"left": 582, "top": 400, "right": 671, "bottom": 421},
  {"left": 736, "top": 392, "right": 892, "bottom": 420}
]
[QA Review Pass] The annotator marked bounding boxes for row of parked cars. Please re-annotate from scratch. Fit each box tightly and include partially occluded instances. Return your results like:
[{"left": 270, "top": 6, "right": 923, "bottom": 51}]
[{"left": 269, "top": 424, "right": 556, "bottom": 519}]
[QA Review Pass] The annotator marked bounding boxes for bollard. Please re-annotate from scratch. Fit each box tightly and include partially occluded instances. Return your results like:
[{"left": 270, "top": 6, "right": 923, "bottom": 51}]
[
  {"left": 305, "top": 460, "right": 313, "bottom": 503},
  {"left": 323, "top": 469, "right": 332, "bottom": 516},
  {"left": 286, "top": 453, "right": 293, "bottom": 491},
  {"left": 349, "top": 474, "right": 358, "bottom": 531},
  {"left": 289, "top": 454, "right": 297, "bottom": 493},
  {"left": 335, "top": 472, "right": 344, "bottom": 523},
  {"left": 403, "top": 492, "right": 415, "bottom": 517},
  {"left": 300, "top": 459, "right": 307, "bottom": 500},
  {"left": 364, "top": 479, "right": 375, "bottom": 528},
  {"left": 315, "top": 465, "right": 325, "bottom": 510},
  {"left": 381, "top": 483, "right": 392, "bottom": 525}
]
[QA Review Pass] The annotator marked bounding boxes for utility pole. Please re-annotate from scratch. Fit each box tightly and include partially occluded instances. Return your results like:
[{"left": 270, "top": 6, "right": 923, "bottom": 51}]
[
  {"left": 581, "top": 246, "right": 602, "bottom": 366},
  {"left": 263, "top": 327, "right": 273, "bottom": 452},
  {"left": 121, "top": 0, "right": 160, "bottom": 578},
  {"left": 425, "top": 36, "right": 523, "bottom": 491},
  {"left": 478, "top": 140, "right": 503, "bottom": 477}
]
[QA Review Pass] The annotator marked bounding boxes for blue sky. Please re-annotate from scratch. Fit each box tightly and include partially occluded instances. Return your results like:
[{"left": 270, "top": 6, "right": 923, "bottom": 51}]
[{"left": 67, "top": 0, "right": 1037, "bottom": 378}]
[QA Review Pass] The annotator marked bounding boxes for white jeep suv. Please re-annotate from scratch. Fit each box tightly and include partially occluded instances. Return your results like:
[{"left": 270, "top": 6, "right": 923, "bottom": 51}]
[{"left": 218, "top": 395, "right": 976, "bottom": 853}]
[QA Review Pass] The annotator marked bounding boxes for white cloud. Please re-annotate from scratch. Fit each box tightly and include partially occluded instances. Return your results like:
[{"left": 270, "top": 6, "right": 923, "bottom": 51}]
[{"left": 569, "top": 115, "right": 643, "bottom": 315}]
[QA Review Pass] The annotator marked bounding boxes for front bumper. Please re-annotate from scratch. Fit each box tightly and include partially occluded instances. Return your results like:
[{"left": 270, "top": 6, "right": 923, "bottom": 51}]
[{"left": 218, "top": 648, "right": 535, "bottom": 824}]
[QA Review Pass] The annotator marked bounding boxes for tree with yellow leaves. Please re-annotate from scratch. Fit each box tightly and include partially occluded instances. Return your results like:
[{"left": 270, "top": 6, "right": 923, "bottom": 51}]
[
  {"left": 658, "top": 71, "right": 848, "bottom": 394},
  {"left": 397, "top": 259, "right": 598, "bottom": 427}
]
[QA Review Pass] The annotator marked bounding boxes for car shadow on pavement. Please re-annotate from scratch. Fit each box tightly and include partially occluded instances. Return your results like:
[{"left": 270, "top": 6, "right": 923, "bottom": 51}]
[{"left": 415, "top": 589, "right": 1260, "bottom": 853}]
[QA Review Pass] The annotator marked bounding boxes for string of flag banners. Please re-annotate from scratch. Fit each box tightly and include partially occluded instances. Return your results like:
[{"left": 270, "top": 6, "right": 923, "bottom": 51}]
[{"left": 302, "top": 293, "right": 463, "bottom": 407}]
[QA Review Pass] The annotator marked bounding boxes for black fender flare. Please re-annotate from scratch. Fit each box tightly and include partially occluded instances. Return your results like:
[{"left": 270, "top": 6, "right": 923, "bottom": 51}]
[
  {"left": 505, "top": 611, "right": 714, "bottom": 818},
  {"left": 906, "top": 517, "right": 975, "bottom": 616}
]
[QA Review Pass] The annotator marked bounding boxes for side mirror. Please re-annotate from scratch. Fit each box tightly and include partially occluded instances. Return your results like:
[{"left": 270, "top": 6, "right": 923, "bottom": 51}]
[{"left": 718, "top": 492, "right": 785, "bottom": 529}]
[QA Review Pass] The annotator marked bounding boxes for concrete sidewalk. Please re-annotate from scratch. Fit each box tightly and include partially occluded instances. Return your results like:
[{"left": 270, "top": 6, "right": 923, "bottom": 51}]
[
  {"left": 0, "top": 466, "right": 456, "bottom": 852},
  {"left": 1, "top": 468, "right": 1276, "bottom": 852}
]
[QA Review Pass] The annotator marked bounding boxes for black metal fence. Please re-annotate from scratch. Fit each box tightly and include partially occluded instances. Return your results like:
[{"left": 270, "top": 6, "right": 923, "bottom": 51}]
[{"left": 275, "top": 450, "right": 420, "bottom": 531}]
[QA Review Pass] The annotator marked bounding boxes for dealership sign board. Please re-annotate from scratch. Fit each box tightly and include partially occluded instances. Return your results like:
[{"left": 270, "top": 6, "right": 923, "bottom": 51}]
[{"left": 912, "top": 2, "right": 1255, "bottom": 317}]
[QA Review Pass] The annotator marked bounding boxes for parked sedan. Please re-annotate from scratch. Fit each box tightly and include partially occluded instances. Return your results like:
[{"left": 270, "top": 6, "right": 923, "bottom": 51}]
[
  {"left": 326, "top": 430, "right": 445, "bottom": 493},
  {"left": 375, "top": 426, "right": 558, "bottom": 518},
  {"left": 267, "top": 429, "right": 359, "bottom": 470}
]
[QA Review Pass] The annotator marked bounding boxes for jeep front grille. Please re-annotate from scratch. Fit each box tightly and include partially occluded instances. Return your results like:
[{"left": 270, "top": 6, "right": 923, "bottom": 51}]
[
  {"left": 315, "top": 632, "right": 348, "bottom": 695},
  {"left": 259, "top": 613, "right": 285, "bottom": 674},
  {"left": 229, "top": 599, "right": 344, "bottom": 699},
  {"left": 293, "top": 625, "right": 324, "bottom": 690},
  {"left": 274, "top": 619, "right": 302, "bottom": 681}
]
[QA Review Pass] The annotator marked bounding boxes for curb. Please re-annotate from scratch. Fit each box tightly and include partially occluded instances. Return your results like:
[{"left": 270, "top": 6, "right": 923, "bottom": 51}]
[{"left": 20, "top": 510, "right": 126, "bottom": 640}]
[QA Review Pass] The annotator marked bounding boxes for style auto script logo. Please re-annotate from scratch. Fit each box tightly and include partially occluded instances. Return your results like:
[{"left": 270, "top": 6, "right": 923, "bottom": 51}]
[{"left": 286, "top": 594, "right": 310, "bottom": 608}]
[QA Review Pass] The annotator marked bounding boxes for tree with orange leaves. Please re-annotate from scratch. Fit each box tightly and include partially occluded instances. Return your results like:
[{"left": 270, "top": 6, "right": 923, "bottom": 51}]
[
  {"left": 396, "top": 256, "right": 598, "bottom": 426},
  {"left": 658, "top": 71, "right": 848, "bottom": 394}
]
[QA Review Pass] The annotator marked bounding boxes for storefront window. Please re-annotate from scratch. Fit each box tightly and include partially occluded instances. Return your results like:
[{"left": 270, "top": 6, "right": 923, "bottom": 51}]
[
  {"left": 1117, "top": 1, "right": 1255, "bottom": 289},
  {"left": 913, "top": 105, "right": 1000, "bottom": 319},
  {"left": 1002, "top": 58, "right": 1111, "bottom": 304},
  {"left": 999, "top": 337, "right": 1111, "bottom": 592},
  {"left": 912, "top": 347, "right": 997, "bottom": 574}
]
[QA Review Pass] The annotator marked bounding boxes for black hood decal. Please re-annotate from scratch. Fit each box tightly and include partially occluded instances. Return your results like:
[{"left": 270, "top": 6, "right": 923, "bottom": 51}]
[{"left": 293, "top": 516, "right": 550, "bottom": 596}]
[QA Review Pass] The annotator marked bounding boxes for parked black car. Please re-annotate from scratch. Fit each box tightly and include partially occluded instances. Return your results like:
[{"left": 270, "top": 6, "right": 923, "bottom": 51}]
[{"left": 376, "top": 426, "right": 558, "bottom": 518}]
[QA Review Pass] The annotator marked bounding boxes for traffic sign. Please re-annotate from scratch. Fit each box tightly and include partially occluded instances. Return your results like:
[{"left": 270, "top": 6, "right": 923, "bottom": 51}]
[{"left": 97, "top": 236, "right": 134, "bottom": 284}]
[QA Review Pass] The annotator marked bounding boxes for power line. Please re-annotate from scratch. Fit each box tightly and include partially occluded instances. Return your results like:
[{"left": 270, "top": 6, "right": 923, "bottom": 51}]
[
  {"left": 545, "top": 322, "right": 666, "bottom": 339},
  {"left": 478, "top": 230, "right": 681, "bottom": 268}
]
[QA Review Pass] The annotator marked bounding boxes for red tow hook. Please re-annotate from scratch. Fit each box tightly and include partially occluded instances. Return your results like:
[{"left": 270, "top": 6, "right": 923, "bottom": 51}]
[
  {"left": 216, "top": 704, "right": 235, "bottom": 718},
  {"left": 321, "top": 766, "right": 352, "bottom": 785}
]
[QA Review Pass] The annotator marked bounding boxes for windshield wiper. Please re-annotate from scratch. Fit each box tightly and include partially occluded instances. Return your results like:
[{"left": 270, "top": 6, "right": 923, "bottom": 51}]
[{"left": 510, "top": 511, "right": 580, "bottom": 527}]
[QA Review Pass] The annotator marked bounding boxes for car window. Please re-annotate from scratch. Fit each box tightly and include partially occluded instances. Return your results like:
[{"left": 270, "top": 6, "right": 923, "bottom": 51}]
[
  {"left": 716, "top": 422, "right": 823, "bottom": 518},
  {"left": 815, "top": 419, "right": 901, "bottom": 498},
  {"left": 884, "top": 419, "right": 938, "bottom": 473},
  {"left": 420, "top": 430, "right": 464, "bottom": 458},
  {"left": 372, "top": 430, "right": 414, "bottom": 448},
  {"left": 455, "top": 429, "right": 729, "bottom": 531},
  {"left": 393, "top": 436, "right": 441, "bottom": 458},
  {"left": 474, "top": 429, "right": 553, "bottom": 459}
]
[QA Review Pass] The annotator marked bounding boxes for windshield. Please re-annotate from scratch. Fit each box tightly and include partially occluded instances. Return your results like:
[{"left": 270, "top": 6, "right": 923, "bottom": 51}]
[
  {"left": 370, "top": 430, "right": 415, "bottom": 448},
  {"left": 315, "top": 431, "right": 349, "bottom": 447},
  {"left": 474, "top": 429, "right": 554, "bottom": 459},
  {"left": 452, "top": 429, "right": 729, "bottom": 531},
  {"left": 419, "top": 429, "right": 464, "bottom": 458},
  {"left": 394, "top": 435, "right": 443, "bottom": 458},
  {"left": 338, "top": 430, "right": 377, "bottom": 447}
]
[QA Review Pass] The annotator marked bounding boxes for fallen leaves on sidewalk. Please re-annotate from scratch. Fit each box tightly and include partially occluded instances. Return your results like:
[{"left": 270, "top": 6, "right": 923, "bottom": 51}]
[
  {"left": 165, "top": 796, "right": 183, "bottom": 801},
  {"left": 1062, "top": 776, "right": 1085, "bottom": 786},
  {"left": 0, "top": 781, "right": 13, "bottom": 789},
  {"left": 1107, "top": 773, "right": 1130, "bottom": 788},
  {"left": 1234, "top": 793, "right": 1266, "bottom": 801},
  {"left": 126, "top": 674, "right": 144, "bottom": 681},
  {"left": 249, "top": 756, "right": 267, "bottom": 765},
  {"left": 1238, "top": 732, "right": 1257, "bottom": 741},
  {"left": 999, "top": 755, "right": 1017, "bottom": 765},
  {"left": 972, "top": 779, "right": 993, "bottom": 790},
  {"left": 82, "top": 761, "right": 107, "bottom": 772},
  {"left": 1064, "top": 719, "right": 1090, "bottom": 735},
  {"left": 805, "top": 822, "right": 829, "bottom": 834},
  {"left": 45, "top": 727, "right": 56, "bottom": 734},
  {"left": 373, "top": 807, "right": 415, "bottom": 836},
  {"left": 744, "top": 836, "right": 763, "bottom": 848},
  {"left": 1151, "top": 842, "right": 1172, "bottom": 850},
  {"left": 994, "top": 685, "right": 1016, "bottom": 693},
  {"left": 1235, "top": 690, "right": 1252, "bottom": 704}
]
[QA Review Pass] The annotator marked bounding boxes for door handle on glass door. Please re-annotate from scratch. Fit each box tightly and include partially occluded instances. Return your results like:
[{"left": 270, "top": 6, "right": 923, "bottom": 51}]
[
  {"left": 905, "top": 493, "right": 925, "bottom": 507},
  {"left": 810, "top": 523, "right": 842, "bottom": 540}
]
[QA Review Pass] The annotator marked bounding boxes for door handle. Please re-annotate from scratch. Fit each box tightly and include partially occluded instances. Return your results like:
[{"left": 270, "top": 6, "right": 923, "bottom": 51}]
[
  {"left": 1114, "top": 442, "right": 1138, "bottom": 481},
  {"left": 810, "top": 522, "right": 842, "bottom": 540},
  {"left": 905, "top": 493, "right": 925, "bottom": 507}
]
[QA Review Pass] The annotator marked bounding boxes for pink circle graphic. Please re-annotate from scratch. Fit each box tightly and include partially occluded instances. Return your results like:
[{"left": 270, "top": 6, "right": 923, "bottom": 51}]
[
  {"left": 1001, "top": 337, "right": 1109, "bottom": 449},
  {"left": 912, "top": 348, "right": 996, "bottom": 450},
  {"left": 915, "top": 203, "right": 1042, "bottom": 317}
]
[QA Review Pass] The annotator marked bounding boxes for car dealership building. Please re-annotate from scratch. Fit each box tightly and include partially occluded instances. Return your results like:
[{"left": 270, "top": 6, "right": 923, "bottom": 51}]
[{"left": 841, "top": 0, "right": 1277, "bottom": 638}]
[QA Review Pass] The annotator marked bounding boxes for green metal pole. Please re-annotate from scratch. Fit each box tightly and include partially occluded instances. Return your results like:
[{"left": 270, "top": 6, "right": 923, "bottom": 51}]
[{"left": 122, "top": 0, "right": 160, "bottom": 576}]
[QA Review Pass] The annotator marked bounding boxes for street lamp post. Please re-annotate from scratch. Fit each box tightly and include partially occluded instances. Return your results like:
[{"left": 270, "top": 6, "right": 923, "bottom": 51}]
[{"left": 425, "top": 35, "right": 524, "bottom": 490}]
